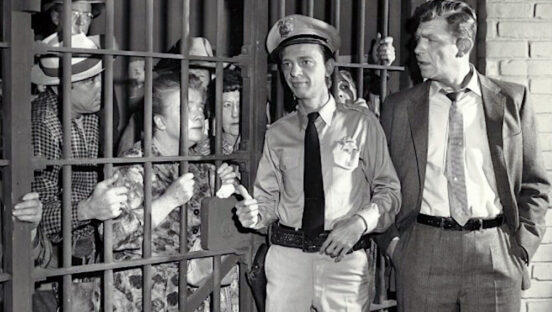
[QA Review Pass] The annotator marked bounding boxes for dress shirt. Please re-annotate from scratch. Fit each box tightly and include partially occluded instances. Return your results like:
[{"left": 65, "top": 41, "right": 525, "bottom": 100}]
[
  {"left": 253, "top": 95, "right": 400, "bottom": 233},
  {"left": 422, "top": 68, "right": 503, "bottom": 219}
]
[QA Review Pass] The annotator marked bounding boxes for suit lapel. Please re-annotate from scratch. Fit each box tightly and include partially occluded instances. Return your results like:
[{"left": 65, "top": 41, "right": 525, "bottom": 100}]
[
  {"left": 478, "top": 73, "right": 517, "bottom": 225},
  {"left": 407, "top": 81, "right": 431, "bottom": 206}
]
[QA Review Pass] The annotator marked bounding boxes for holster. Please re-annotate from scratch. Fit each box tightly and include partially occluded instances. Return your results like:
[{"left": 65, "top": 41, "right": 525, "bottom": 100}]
[{"left": 246, "top": 243, "right": 269, "bottom": 312}]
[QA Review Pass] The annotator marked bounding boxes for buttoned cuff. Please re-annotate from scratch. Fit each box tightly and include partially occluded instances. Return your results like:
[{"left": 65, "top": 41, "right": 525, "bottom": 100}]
[{"left": 355, "top": 203, "right": 381, "bottom": 234}]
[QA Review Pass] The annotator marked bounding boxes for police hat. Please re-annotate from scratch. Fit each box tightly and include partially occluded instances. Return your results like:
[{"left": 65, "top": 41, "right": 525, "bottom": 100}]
[{"left": 266, "top": 14, "right": 340, "bottom": 61}]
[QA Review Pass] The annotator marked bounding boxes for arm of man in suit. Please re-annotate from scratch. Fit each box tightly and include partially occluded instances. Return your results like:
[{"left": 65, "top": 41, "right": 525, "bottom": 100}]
[
  {"left": 373, "top": 95, "right": 401, "bottom": 256},
  {"left": 516, "top": 87, "right": 551, "bottom": 261}
]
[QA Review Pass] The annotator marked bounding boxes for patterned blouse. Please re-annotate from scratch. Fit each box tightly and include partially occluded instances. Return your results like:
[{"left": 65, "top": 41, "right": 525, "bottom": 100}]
[{"left": 104, "top": 140, "right": 237, "bottom": 312}]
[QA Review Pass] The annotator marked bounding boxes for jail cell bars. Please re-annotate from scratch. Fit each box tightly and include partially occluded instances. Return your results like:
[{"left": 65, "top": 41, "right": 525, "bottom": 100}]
[{"left": 1, "top": 0, "right": 268, "bottom": 311}]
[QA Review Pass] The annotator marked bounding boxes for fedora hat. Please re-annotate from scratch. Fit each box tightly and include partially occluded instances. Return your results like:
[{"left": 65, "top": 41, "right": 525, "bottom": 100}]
[
  {"left": 154, "top": 37, "right": 218, "bottom": 74},
  {"left": 43, "top": 0, "right": 104, "bottom": 18},
  {"left": 31, "top": 32, "right": 103, "bottom": 85}
]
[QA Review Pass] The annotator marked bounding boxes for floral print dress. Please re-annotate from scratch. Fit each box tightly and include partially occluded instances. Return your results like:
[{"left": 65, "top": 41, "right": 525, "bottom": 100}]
[{"left": 97, "top": 140, "right": 239, "bottom": 312}]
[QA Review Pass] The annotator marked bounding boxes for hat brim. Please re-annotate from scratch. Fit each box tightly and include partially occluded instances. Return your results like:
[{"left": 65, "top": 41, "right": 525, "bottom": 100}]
[
  {"left": 31, "top": 58, "right": 104, "bottom": 85},
  {"left": 154, "top": 60, "right": 230, "bottom": 74},
  {"left": 270, "top": 35, "right": 333, "bottom": 62},
  {"left": 43, "top": 1, "right": 104, "bottom": 17}
]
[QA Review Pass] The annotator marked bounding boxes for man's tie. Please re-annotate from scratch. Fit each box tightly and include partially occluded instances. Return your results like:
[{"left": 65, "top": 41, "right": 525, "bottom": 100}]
[
  {"left": 302, "top": 112, "right": 325, "bottom": 239},
  {"left": 445, "top": 91, "right": 470, "bottom": 226}
]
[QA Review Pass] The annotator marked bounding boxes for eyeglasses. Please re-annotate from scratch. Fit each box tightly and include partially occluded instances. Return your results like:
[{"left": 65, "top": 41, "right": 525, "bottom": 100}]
[
  {"left": 73, "top": 10, "right": 94, "bottom": 22},
  {"left": 57, "top": 10, "right": 94, "bottom": 23}
]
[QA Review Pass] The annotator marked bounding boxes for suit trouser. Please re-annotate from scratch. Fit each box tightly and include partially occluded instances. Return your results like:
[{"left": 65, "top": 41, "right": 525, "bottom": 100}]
[
  {"left": 393, "top": 222, "right": 525, "bottom": 312},
  {"left": 265, "top": 245, "right": 371, "bottom": 312}
]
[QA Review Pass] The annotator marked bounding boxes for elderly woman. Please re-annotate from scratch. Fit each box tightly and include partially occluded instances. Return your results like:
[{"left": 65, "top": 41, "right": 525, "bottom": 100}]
[
  {"left": 99, "top": 72, "right": 237, "bottom": 312},
  {"left": 220, "top": 67, "right": 241, "bottom": 154}
]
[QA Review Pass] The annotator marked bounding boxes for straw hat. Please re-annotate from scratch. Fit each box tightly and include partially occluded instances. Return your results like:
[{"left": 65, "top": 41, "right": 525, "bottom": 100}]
[
  {"left": 154, "top": 37, "right": 217, "bottom": 74},
  {"left": 31, "top": 32, "right": 103, "bottom": 85}
]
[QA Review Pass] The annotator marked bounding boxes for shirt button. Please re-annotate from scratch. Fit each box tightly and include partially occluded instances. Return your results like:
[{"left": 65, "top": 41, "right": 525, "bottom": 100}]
[
  {"left": 193, "top": 209, "right": 200, "bottom": 215},
  {"left": 192, "top": 227, "right": 199, "bottom": 234}
]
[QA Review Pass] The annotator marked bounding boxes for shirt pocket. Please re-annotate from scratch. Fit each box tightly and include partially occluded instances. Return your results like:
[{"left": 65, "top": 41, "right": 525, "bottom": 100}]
[{"left": 280, "top": 153, "right": 301, "bottom": 193}]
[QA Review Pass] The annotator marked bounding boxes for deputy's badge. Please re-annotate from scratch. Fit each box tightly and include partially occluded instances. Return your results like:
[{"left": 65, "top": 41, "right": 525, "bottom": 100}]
[
  {"left": 278, "top": 18, "right": 294, "bottom": 38},
  {"left": 333, "top": 137, "right": 359, "bottom": 170}
]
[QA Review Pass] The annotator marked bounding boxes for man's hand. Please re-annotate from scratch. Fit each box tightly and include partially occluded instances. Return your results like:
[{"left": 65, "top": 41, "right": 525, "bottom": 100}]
[
  {"left": 78, "top": 173, "right": 129, "bottom": 221},
  {"left": 13, "top": 192, "right": 43, "bottom": 230},
  {"left": 320, "top": 215, "right": 366, "bottom": 262},
  {"left": 235, "top": 185, "right": 260, "bottom": 228},
  {"left": 160, "top": 173, "right": 195, "bottom": 208},
  {"left": 372, "top": 33, "right": 395, "bottom": 66}
]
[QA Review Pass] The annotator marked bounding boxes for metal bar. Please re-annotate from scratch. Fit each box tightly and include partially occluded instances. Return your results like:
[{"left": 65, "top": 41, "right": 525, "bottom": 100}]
[
  {"left": 0, "top": 42, "right": 9, "bottom": 48},
  {"left": 274, "top": 0, "right": 285, "bottom": 120},
  {"left": 33, "top": 249, "right": 243, "bottom": 279},
  {"left": 0, "top": 160, "right": 9, "bottom": 166},
  {"left": 303, "top": 0, "right": 314, "bottom": 17},
  {"left": 379, "top": 0, "right": 390, "bottom": 106},
  {"left": 102, "top": 1, "right": 115, "bottom": 311},
  {"left": 331, "top": 0, "right": 341, "bottom": 98},
  {"left": 33, "top": 46, "right": 243, "bottom": 62},
  {"left": 178, "top": 0, "right": 190, "bottom": 310},
  {"left": 335, "top": 63, "right": 403, "bottom": 71},
  {"left": 212, "top": 255, "right": 222, "bottom": 312},
  {"left": 214, "top": 0, "right": 224, "bottom": 190},
  {"left": 32, "top": 152, "right": 252, "bottom": 167},
  {"left": 377, "top": 0, "right": 390, "bottom": 302},
  {"left": 61, "top": 0, "right": 74, "bottom": 310},
  {"left": 142, "top": 0, "right": 154, "bottom": 310},
  {"left": 238, "top": 256, "right": 248, "bottom": 312},
  {"left": 356, "top": 0, "right": 366, "bottom": 97},
  {"left": 2, "top": 0, "right": 34, "bottom": 310}
]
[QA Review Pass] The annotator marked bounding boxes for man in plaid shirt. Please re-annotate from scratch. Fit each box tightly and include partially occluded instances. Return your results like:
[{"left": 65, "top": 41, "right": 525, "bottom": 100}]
[{"left": 31, "top": 33, "right": 127, "bottom": 265}]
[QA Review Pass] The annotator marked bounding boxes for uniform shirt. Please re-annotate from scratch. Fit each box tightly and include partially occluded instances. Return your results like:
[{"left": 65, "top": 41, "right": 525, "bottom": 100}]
[
  {"left": 31, "top": 88, "right": 100, "bottom": 244},
  {"left": 422, "top": 68, "right": 503, "bottom": 219},
  {"left": 254, "top": 95, "right": 400, "bottom": 233}
]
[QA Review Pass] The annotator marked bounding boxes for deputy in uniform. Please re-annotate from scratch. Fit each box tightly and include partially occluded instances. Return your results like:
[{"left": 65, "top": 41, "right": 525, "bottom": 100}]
[{"left": 232, "top": 15, "right": 401, "bottom": 311}]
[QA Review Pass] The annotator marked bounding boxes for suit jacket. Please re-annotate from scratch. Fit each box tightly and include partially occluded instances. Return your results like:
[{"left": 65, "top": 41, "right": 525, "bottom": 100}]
[{"left": 376, "top": 72, "right": 550, "bottom": 262}]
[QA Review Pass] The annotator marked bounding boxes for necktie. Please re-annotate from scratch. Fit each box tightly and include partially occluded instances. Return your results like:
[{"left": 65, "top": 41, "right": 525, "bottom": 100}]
[
  {"left": 445, "top": 91, "right": 470, "bottom": 226},
  {"left": 302, "top": 112, "right": 325, "bottom": 239}
]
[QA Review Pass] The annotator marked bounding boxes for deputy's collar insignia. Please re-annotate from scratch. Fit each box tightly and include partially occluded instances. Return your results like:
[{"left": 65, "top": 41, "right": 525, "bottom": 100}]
[{"left": 278, "top": 18, "right": 293, "bottom": 38}]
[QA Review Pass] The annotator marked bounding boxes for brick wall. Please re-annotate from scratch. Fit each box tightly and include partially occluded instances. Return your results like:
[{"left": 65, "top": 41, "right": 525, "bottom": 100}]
[{"left": 480, "top": 1, "right": 552, "bottom": 311}]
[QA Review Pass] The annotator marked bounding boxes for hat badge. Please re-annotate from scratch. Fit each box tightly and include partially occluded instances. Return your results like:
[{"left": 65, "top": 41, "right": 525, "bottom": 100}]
[{"left": 278, "top": 18, "right": 294, "bottom": 38}]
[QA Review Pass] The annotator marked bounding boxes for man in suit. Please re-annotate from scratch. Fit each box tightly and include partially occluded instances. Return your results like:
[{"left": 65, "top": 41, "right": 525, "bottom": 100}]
[{"left": 377, "top": 1, "right": 551, "bottom": 311}]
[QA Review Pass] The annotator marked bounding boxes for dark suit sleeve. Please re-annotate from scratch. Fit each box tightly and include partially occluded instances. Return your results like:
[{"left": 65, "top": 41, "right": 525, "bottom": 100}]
[
  {"left": 515, "top": 87, "right": 551, "bottom": 260},
  {"left": 373, "top": 96, "right": 400, "bottom": 253}
]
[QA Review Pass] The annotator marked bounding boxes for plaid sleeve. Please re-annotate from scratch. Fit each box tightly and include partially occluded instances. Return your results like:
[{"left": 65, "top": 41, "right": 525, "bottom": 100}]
[{"left": 31, "top": 108, "right": 91, "bottom": 242}]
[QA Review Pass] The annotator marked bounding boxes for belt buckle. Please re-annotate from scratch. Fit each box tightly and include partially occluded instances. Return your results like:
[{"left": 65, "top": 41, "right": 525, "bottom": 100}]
[
  {"left": 302, "top": 233, "right": 319, "bottom": 253},
  {"left": 474, "top": 219, "right": 483, "bottom": 231},
  {"left": 439, "top": 217, "right": 445, "bottom": 229}
]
